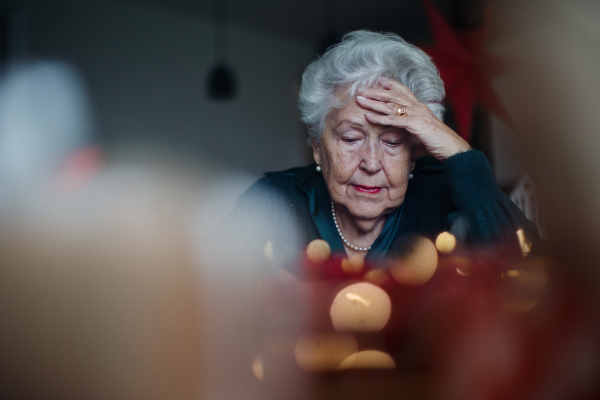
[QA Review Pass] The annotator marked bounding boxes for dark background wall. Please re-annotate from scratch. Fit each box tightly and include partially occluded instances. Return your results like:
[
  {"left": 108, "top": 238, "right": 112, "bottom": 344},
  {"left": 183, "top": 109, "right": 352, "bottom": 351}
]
[{"left": 0, "top": 0, "right": 524, "bottom": 185}]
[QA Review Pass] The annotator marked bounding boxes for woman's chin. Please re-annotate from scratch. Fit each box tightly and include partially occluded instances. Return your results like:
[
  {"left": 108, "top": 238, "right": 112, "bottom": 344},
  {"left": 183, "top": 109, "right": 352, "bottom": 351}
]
[
  {"left": 344, "top": 203, "right": 390, "bottom": 221},
  {"left": 333, "top": 193, "right": 402, "bottom": 222}
]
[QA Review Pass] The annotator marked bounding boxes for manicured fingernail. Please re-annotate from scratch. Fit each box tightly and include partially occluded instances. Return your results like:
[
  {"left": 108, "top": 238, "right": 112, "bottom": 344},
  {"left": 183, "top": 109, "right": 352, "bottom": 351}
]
[{"left": 357, "top": 95, "right": 367, "bottom": 100}]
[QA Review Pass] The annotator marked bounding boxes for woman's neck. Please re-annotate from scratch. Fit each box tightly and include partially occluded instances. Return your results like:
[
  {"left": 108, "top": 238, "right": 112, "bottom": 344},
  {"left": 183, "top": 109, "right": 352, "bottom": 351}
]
[{"left": 333, "top": 202, "right": 388, "bottom": 257}]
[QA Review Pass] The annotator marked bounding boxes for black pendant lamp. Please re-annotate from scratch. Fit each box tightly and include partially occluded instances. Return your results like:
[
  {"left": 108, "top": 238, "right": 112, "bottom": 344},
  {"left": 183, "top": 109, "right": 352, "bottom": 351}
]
[{"left": 207, "top": 0, "right": 237, "bottom": 101}]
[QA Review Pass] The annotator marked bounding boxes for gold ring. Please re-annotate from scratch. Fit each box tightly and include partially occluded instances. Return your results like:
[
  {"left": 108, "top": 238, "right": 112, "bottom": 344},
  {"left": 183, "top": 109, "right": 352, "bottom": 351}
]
[{"left": 396, "top": 104, "right": 407, "bottom": 117}]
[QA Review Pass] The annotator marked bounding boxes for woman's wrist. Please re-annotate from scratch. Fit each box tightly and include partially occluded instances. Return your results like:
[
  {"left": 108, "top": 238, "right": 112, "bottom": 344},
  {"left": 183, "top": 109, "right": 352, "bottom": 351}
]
[
  {"left": 437, "top": 136, "right": 471, "bottom": 161},
  {"left": 444, "top": 150, "right": 503, "bottom": 209}
]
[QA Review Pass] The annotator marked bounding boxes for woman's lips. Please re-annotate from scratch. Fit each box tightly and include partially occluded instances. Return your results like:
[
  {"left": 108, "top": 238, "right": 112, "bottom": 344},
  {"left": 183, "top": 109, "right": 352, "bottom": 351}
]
[{"left": 353, "top": 185, "right": 382, "bottom": 194}]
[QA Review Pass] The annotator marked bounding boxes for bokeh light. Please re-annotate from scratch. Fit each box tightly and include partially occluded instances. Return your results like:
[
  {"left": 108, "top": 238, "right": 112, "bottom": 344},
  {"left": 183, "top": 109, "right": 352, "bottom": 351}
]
[
  {"left": 341, "top": 256, "right": 364, "bottom": 274},
  {"left": 306, "top": 239, "right": 331, "bottom": 262},
  {"left": 435, "top": 231, "right": 456, "bottom": 254},
  {"left": 252, "top": 355, "right": 264, "bottom": 382},
  {"left": 294, "top": 333, "right": 358, "bottom": 372},
  {"left": 449, "top": 256, "right": 474, "bottom": 277},
  {"left": 330, "top": 282, "right": 392, "bottom": 332},
  {"left": 516, "top": 229, "right": 532, "bottom": 257},
  {"left": 338, "top": 350, "right": 396, "bottom": 370},
  {"left": 503, "top": 257, "right": 550, "bottom": 313},
  {"left": 263, "top": 240, "right": 275, "bottom": 263},
  {"left": 364, "top": 269, "right": 389, "bottom": 285},
  {"left": 390, "top": 237, "right": 438, "bottom": 286}
]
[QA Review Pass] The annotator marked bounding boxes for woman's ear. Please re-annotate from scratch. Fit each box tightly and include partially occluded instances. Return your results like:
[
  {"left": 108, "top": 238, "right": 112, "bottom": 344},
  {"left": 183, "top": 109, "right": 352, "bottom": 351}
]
[{"left": 311, "top": 138, "right": 321, "bottom": 165}]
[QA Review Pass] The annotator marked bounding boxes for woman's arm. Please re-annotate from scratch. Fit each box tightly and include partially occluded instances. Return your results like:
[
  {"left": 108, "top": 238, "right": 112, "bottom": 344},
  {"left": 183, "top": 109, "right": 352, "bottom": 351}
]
[
  {"left": 444, "top": 150, "right": 540, "bottom": 253},
  {"left": 356, "top": 77, "right": 539, "bottom": 253}
]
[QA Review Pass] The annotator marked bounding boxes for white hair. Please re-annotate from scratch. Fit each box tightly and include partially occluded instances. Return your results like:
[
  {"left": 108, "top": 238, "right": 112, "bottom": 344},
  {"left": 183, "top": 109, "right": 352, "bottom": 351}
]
[{"left": 299, "top": 30, "right": 445, "bottom": 141}]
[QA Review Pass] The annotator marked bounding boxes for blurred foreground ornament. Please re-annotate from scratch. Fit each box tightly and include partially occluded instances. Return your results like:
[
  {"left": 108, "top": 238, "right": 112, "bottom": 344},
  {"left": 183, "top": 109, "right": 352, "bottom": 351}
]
[
  {"left": 306, "top": 239, "right": 332, "bottom": 263},
  {"left": 330, "top": 282, "right": 391, "bottom": 332},
  {"left": 364, "top": 268, "right": 390, "bottom": 285},
  {"left": 57, "top": 146, "right": 104, "bottom": 191},
  {"left": 435, "top": 231, "right": 456, "bottom": 254},
  {"left": 252, "top": 355, "right": 264, "bottom": 382},
  {"left": 263, "top": 240, "right": 276, "bottom": 263},
  {"left": 295, "top": 333, "right": 358, "bottom": 372},
  {"left": 389, "top": 236, "right": 438, "bottom": 286},
  {"left": 449, "top": 256, "right": 474, "bottom": 277},
  {"left": 0, "top": 168, "right": 204, "bottom": 400},
  {"left": 420, "top": 0, "right": 513, "bottom": 141},
  {"left": 339, "top": 350, "right": 395, "bottom": 370},
  {"left": 341, "top": 256, "right": 364, "bottom": 274},
  {"left": 0, "top": 61, "right": 94, "bottom": 201},
  {"left": 260, "top": 234, "right": 599, "bottom": 399},
  {"left": 516, "top": 228, "right": 532, "bottom": 257},
  {"left": 503, "top": 257, "right": 550, "bottom": 313}
]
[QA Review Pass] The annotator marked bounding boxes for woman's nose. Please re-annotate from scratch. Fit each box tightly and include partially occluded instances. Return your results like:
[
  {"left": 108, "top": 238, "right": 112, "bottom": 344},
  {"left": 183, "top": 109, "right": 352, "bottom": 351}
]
[{"left": 359, "top": 141, "right": 382, "bottom": 174}]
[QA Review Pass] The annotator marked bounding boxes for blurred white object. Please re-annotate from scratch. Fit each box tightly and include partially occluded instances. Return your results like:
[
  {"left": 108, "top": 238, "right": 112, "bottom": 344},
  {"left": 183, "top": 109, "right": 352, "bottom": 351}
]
[
  {"left": 0, "top": 61, "right": 93, "bottom": 201},
  {"left": 510, "top": 175, "right": 545, "bottom": 238}
]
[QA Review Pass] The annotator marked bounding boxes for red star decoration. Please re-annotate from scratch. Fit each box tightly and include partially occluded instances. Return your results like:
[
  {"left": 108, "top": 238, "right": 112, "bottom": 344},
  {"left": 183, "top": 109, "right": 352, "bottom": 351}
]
[{"left": 420, "top": 0, "right": 513, "bottom": 142}]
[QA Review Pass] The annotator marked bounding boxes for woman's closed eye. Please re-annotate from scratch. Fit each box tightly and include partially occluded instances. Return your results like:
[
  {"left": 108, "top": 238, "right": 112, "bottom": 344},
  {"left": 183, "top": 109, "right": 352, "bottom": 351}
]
[
  {"left": 340, "top": 134, "right": 363, "bottom": 144},
  {"left": 384, "top": 140, "right": 402, "bottom": 147},
  {"left": 381, "top": 131, "right": 408, "bottom": 148}
]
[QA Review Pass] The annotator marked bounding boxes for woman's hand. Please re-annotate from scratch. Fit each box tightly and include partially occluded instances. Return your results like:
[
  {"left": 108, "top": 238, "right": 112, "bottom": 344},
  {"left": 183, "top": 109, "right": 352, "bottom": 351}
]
[{"left": 356, "top": 77, "right": 470, "bottom": 161}]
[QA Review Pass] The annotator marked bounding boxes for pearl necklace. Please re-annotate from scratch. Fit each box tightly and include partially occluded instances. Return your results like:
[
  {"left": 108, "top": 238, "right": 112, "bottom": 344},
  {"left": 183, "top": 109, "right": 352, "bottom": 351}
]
[{"left": 331, "top": 201, "right": 371, "bottom": 252}]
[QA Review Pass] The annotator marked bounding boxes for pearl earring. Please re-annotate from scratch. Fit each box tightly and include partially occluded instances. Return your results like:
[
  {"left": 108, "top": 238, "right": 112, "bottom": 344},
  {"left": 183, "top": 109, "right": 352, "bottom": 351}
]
[
  {"left": 409, "top": 173, "right": 414, "bottom": 179},
  {"left": 316, "top": 165, "right": 322, "bottom": 172}
]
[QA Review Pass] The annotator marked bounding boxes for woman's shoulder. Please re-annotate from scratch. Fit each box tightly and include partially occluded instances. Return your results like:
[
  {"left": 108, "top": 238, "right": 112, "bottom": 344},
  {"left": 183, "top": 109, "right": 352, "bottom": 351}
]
[
  {"left": 264, "top": 164, "right": 316, "bottom": 183},
  {"left": 243, "top": 164, "right": 317, "bottom": 201}
]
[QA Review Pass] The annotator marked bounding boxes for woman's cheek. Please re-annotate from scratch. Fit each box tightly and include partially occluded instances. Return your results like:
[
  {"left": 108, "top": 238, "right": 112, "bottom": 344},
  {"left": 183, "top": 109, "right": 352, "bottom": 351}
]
[
  {"left": 384, "top": 156, "right": 411, "bottom": 189},
  {"left": 332, "top": 152, "right": 358, "bottom": 182}
]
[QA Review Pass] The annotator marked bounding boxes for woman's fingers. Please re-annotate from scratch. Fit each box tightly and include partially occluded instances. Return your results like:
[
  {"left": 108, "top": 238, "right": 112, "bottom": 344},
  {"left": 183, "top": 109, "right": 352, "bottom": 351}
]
[
  {"left": 358, "top": 87, "right": 411, "bottom": 108},
  {"left": 378, "top": 77, "right": 419, "bottom": 102},
  {"left": 356, "top": 95, "right": 400, "bottom": 115},
  {"left": 364, "top": 111, "right": 413, "bottom": 129},
  {"left": 358, "top": 78, "right": 419, "bottom": 104}
]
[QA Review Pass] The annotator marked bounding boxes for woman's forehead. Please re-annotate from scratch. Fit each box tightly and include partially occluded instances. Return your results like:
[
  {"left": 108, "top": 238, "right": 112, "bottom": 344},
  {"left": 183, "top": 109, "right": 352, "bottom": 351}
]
[
  {"left": 327, "top": 109, "right": 409, "bottom": 139},
  {"left": 331, "top": 99, "right": 366, "bottom": 123},
  {"left": 327, "top": 100, "right": 382, "bottom": 128},
  {"left": 325, "top": 102, "right": 364, "bottom": 132}
]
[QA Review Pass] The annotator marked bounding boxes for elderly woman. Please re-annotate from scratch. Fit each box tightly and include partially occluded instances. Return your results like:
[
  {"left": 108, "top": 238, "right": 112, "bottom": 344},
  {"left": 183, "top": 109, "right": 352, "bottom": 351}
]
[{"left": 225, "top": 30, "right": 538, "bottom": 266}]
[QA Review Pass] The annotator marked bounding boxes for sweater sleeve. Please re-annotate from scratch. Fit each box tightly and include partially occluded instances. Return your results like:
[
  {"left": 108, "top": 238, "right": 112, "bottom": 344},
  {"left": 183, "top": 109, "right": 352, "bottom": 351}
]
[{"left": 443, "top": 150, "right": 540, "bottom": 252}]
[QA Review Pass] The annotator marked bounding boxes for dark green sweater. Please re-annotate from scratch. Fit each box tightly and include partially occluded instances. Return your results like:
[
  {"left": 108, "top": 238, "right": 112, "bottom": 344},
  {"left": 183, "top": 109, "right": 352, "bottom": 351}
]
[{"left": 222, "top": 150, "right": 539, "bottom": 268}]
